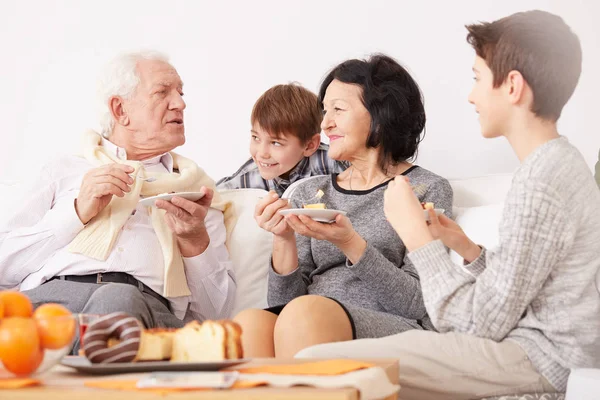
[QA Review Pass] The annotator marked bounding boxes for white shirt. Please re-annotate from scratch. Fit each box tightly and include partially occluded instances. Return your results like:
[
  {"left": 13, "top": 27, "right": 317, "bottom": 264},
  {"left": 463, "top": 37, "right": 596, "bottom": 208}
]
[{"left": 0, "top": 140, "right": 236, "bottom": 321}]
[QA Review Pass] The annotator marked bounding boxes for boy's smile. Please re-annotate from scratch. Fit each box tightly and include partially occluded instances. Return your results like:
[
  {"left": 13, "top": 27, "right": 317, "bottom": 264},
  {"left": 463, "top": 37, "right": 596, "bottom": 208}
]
[{"left": 250, "top": 124, "right": 314, "bottom": 180}]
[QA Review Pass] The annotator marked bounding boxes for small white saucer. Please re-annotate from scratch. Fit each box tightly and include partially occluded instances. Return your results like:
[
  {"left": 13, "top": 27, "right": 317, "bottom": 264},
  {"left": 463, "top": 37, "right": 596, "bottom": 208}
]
[
  {"left": 139, "top": 192, "right": 205, "bottom": 207},
  {"left": 279, "top": 208, "right": 347, "bottom": 223}
]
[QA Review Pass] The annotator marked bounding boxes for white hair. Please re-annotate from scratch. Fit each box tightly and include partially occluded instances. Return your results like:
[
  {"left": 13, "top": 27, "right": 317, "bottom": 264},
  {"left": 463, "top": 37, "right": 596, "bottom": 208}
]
[{"left": 97, "top": 50, "right": 170, "bottom": 138}]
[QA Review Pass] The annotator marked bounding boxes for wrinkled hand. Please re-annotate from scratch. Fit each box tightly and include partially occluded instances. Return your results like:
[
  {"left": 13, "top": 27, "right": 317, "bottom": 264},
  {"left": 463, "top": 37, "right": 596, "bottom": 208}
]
[
  {"left": 383, "top": 176, "right": 432, "bottom": 251},
  {"left": 254, "top": 191, "right": 293, "bottom": 238},
  {"left": 427, "top": 210, "right": 481, "bottom": 262},
  {"left": 156, "top": 187, "right": 213, "bottom": 257},
  {"left": 76, "top": 164, "right": 135, "bottom": 224}
]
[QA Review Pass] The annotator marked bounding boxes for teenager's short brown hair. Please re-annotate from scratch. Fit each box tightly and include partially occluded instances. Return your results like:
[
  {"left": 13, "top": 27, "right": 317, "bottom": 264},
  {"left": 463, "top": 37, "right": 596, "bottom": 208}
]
[
  {"left": 251, "top": 83, "right": 322, "bottom": 143},
  {"left": 466, "top": 10, "right": 581, "bottom": 121}
]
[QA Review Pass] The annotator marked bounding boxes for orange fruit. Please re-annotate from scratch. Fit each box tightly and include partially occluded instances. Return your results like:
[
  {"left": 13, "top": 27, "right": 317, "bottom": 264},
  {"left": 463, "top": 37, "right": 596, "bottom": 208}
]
[
  {"left": 33, "top": 304, "right": 75, "bottom": 350},
  {"left": 0, "top": 291, "right": 33, "bottom": 317},
  {"left": 0, "top": 298, "right": 4, "bottom": 319},
  {"left": 0, "top": 317, "right": 44, "bottom": 376}
]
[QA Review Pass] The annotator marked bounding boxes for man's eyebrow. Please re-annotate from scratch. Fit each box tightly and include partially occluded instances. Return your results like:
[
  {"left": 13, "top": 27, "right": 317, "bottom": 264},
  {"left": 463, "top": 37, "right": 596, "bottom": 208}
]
[
  {"left": 472, "top": 67, "right": 480, "bottom": 73},
  {"left": 154, "top": 81, "right": 184, "bottom": 88}
]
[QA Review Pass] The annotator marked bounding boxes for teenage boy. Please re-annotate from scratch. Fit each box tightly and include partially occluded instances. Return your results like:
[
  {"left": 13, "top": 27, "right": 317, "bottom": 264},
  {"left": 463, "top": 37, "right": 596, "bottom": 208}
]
[
  {"left": 295, "top": 10, "right": 600, "bottom": 400},
  {"left": 217, "top": 83, "right": 348, "bottom": 196}
]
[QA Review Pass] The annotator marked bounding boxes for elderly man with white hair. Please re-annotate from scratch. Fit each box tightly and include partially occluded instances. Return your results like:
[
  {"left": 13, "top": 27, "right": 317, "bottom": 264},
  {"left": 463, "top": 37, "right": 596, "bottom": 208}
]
[{"left": 0, "top": 51, "right": 235, "bottom": 330}]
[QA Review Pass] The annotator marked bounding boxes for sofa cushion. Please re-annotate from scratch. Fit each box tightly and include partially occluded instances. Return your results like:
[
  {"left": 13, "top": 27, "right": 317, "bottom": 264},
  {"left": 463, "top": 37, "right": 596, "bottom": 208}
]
[
  {"left": 450, "top": 174, "right": 512, "bottom": 207},
  {"left": 450, "top": 203, "right": 504, "bottom": 264},
  {"left": 219, "top": 188, "right": 272, "bottom": 316}
]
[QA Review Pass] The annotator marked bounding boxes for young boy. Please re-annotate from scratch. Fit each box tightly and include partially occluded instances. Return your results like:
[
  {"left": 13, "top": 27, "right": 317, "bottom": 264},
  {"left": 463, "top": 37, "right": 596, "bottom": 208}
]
[
  {"left": 217, "top": 83, "right": 348, "bottom": 196},
  {"left": 296, "top": 10, "right": 600, "bottom": 399}
]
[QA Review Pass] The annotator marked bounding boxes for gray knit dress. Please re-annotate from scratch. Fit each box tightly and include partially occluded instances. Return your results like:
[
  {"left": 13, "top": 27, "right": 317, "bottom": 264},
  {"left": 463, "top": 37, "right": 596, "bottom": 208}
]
[{"left": 267, "top": 166, "right": 454, "bottom": 339}]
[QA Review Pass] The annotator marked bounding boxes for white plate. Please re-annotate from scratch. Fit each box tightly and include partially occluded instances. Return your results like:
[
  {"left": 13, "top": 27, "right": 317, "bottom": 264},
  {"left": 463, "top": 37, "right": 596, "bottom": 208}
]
[
  {"left": 61, "top": 356, "right": 250, "bottom": 375},
  {"left": 138, "top": 192, "right": 205, "bottom": 207},
  {"left": 279, "top": 208, "right": 347, "bottom": 223},
  {"left": 424, "top": 208, "right": 445, "bottom": 221}
]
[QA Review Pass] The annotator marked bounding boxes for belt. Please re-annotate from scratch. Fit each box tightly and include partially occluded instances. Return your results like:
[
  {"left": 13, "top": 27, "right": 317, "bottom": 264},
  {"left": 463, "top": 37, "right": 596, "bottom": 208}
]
[{"left": 49, "top": 272, "right": 169, "bottom": 309}]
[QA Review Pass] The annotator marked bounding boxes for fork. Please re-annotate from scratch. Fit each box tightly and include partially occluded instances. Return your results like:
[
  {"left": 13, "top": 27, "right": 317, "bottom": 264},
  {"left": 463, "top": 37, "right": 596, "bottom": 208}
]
[
  {"left": 411, "top": 184, "right": 428, "bottom": 197},
  {"left": 135, "top": 176, "right": 157, "bottom": 183}
]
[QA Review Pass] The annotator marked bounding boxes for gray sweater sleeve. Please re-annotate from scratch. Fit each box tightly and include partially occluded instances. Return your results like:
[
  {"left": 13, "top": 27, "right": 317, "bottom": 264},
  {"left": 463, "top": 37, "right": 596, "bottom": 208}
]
[
  {"left": 267, "top": 222, "right": 315, "bottom": 307},
  {"left": 407, "top": 179, "right": 575, "bottom": 340}
]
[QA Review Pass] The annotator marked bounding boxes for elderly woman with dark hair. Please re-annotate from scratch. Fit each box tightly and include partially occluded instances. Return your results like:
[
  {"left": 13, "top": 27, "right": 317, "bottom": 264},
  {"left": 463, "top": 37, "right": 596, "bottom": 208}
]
[{"left": 234, "top": 54, "right": 453, "bottom": 358}]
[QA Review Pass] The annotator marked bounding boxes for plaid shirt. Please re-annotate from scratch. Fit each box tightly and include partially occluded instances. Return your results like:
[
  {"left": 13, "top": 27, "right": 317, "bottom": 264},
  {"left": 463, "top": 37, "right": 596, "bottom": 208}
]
[{"left": 216, "top": 143, "right": 349, "bottom": 196}]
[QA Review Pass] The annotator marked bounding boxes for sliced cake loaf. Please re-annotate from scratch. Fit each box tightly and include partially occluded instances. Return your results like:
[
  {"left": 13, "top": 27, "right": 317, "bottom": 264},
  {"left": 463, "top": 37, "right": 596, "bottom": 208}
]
[
  {"left": 171, "top": 320, "right": 228, "bottom": 362},
  {"left": 221, "top": 320, "right": 244, "bottom": 359}
]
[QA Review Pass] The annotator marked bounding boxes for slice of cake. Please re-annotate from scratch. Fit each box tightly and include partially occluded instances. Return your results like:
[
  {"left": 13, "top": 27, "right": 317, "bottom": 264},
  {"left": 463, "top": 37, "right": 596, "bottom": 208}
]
[
  {"left": 303, "top": 189, "right": 326, "bottom": 209},
  {"left": 303, "top": 203, "right": 326, "bottom": 209},
  {"left": 171, "top": 320, "right": 228, "bottom": 362},
  {"left": 107, "top": 328, "right": 176, "bottom": 361},
  {"left": 221, "top": 320, "right": 244, "bottom": 359},
  {"left": 136, "top": 328, "right": 176, "bottom": 361}
]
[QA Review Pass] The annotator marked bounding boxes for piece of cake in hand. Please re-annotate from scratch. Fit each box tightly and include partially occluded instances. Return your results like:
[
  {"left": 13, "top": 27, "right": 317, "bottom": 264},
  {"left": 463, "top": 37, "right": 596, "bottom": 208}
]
[{"left": 421, "top": 202, "right": 434, "bottom": 210}]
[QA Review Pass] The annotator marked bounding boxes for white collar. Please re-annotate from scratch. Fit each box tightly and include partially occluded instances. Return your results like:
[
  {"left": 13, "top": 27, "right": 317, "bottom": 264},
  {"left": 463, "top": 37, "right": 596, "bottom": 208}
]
[{"left": 101, "top": 138, "right": 174, "bottom": 172}]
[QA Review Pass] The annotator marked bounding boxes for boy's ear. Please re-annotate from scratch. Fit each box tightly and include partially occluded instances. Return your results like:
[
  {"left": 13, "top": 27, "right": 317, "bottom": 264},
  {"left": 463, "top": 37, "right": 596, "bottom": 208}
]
[
  {"left": 505, "top": 70, "right": 528, "bottom": 107},
  {"left": 302, "top": 133, "right": 321, "bottom": 157}
]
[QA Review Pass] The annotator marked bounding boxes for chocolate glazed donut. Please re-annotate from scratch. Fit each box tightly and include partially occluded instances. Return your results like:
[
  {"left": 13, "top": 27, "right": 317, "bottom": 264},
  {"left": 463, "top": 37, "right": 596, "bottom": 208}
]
[{"left": 83, "top": 312, "right": 142, "bottom": 363}]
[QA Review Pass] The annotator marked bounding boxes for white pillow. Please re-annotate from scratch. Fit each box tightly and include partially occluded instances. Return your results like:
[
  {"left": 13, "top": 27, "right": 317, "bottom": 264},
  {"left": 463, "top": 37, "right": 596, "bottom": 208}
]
[
  {"left": 450, "top": 203, "right": 504, "bottom": 264},
  {"left": 449, "top": 174, "right": 513, "bottom": 207},
  {"left": 219, "top": 189, "right": 272, "bottom": 316}
]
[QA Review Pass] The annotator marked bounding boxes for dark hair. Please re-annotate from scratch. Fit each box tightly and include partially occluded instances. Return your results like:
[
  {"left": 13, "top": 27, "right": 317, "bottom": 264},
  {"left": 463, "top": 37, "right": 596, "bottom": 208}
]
[
  {"left": 466, "top": 10, "right": 582, "bottom": 121},
  {"left": 251, "top": 83, "right": 322, "bottom": 143},
  {"left": 318, "top": 54, "right": 425, "bottom": 173}
]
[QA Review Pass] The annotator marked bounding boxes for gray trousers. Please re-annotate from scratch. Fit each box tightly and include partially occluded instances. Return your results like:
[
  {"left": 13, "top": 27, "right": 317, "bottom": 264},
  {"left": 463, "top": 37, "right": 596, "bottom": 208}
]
[{"left": 23, "top": 280, "right": 185, "bottom": 352}]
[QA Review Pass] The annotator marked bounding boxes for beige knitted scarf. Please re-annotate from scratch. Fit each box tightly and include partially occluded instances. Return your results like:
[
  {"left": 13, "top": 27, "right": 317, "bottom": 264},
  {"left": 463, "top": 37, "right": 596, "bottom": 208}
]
[{"left": 68, "top": 130, "right": 232, "bottom": 298}]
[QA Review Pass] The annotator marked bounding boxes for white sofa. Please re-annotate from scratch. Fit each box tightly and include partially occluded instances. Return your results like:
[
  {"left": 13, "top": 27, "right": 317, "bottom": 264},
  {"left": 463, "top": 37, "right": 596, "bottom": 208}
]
[{"left": 2, "top": 174, "right": 597, "bottom": 398}]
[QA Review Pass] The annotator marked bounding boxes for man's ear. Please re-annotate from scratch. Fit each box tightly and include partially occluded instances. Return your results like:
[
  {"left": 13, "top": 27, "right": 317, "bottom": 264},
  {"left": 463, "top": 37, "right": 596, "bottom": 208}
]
[
  {"left": 303, "top": 133, "right": 321, "bottom": 157},
  {"left": 505, "top": 70, "right": 528, "bottom": 107},
  {"left": 109, "top": 96, "right": 129, "bottom": 126}
]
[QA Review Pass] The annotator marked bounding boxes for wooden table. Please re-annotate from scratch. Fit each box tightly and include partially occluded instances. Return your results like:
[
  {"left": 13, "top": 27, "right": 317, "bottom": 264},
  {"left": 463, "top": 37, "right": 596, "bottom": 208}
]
[{"left": 4, "top": 358, "right": 399, "bottom": 400}]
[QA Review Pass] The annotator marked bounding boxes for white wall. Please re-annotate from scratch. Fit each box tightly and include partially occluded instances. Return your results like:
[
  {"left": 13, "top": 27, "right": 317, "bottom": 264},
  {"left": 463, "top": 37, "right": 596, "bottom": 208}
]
[{"left": 1, "top": 0, "right": 598, "bottom": 186}]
